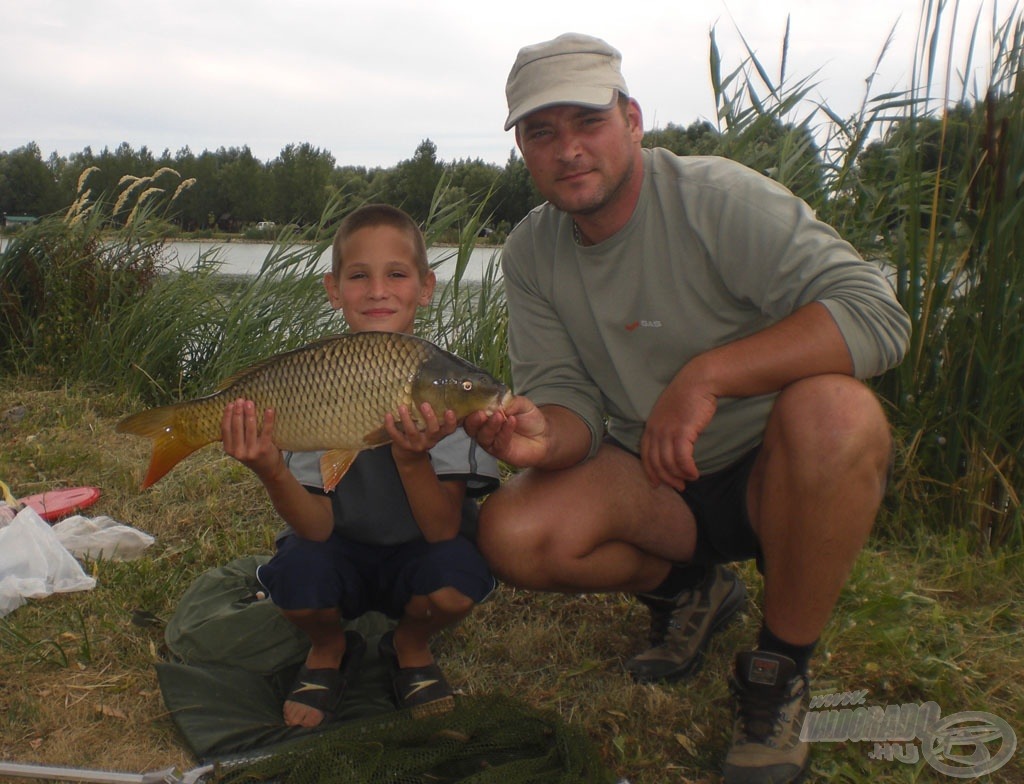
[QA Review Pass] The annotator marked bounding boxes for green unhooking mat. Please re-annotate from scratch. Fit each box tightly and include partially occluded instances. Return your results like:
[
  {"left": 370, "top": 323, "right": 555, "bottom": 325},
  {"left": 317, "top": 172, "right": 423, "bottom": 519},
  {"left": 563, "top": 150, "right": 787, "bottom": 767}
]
[{"left": 155, "top": 556, "right": 617, "bottom": 783}]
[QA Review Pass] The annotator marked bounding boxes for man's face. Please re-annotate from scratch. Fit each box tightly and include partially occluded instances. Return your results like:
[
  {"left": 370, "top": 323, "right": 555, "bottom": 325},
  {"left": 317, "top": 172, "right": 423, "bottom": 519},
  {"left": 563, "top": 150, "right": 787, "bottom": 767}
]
[{"left": 515, "top": 99, "right": 643, "bottom": 218}]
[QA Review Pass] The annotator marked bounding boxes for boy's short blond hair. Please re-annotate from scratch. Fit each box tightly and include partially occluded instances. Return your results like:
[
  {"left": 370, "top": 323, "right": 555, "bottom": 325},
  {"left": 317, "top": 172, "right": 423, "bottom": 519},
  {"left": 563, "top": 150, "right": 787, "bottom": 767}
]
[{"left": 331, "top": 204, "right": 429, "bottom": 279}]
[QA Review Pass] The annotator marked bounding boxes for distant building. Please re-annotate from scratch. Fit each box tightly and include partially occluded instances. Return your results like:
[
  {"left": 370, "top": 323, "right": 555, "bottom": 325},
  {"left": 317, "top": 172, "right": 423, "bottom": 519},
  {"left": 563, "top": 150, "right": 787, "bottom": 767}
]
[{"left": 1, "top": 214, "right": 38, "bottom": 229}]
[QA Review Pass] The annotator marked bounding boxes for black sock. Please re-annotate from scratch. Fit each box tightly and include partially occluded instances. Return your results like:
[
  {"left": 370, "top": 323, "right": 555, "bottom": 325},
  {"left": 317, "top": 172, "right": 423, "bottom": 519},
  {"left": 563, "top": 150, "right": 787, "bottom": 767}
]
[
  {"left": 644, "top": 562, "right": 708, "bottom": 600},
  {"left": 757, "top": 624, "right": 816, "bottom": 675}
]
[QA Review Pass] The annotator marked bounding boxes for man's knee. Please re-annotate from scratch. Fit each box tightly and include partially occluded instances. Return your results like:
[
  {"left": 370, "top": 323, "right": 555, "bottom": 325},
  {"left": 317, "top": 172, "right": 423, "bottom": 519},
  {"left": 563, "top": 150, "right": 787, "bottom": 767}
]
[
  {"left": 769, "top": 375, "right": 891, "bottom": 469},
  {"left": 478, "top": 493, "right": 533, "bottom": 582},
  {"left": 477, "top": 490, "right": 561, "bottom": 586}
]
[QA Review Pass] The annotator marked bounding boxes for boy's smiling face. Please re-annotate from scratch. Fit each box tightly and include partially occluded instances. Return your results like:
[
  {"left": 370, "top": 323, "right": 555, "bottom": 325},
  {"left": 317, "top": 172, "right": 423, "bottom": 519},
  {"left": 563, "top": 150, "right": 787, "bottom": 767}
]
[{"left": 323, "top": 224, "right": 435, "bottom": 334}]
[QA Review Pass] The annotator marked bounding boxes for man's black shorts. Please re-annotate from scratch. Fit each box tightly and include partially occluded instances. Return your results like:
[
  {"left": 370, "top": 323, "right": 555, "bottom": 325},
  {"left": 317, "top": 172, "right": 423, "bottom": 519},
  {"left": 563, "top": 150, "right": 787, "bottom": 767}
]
[{"left": 606, "top": 437, "right": 763, "bottom": 569}]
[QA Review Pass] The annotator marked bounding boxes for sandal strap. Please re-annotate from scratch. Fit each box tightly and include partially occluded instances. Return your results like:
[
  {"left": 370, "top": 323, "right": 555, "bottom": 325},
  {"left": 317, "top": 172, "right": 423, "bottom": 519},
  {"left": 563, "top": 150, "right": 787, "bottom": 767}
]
[{"left": 286, "top": 630, "right": 365, "bottom": 715}]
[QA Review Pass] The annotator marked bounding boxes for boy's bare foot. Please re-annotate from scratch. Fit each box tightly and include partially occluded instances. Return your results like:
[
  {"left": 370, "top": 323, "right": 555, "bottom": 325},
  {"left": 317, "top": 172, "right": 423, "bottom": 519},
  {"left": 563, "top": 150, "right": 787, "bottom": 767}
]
[{"left": 283, "top": 630, "right": 365, "bottom": 727}]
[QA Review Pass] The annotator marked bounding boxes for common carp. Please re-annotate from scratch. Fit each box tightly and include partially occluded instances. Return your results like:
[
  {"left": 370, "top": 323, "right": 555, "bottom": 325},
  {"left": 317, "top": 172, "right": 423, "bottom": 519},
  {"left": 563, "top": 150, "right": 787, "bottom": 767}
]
[{"left": 117, "top": 331, "right": 510, "bottom": 490}]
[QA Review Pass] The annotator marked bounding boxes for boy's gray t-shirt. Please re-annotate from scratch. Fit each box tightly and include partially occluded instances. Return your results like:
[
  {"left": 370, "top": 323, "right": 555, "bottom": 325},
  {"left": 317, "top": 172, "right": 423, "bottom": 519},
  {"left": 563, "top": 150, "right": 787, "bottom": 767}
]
[{"left": 282, "top": 429, "right": 499, "bottom": 546}]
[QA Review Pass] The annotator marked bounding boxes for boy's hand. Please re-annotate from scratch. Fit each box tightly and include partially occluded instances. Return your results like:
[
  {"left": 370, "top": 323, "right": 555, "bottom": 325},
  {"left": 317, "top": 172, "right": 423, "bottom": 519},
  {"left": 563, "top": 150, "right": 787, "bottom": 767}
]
[
  {"left": 221, "top": 399, "right": 285, "bottom": 480},
  {"left": 386, "top": 403, "right": 457, "bottom": 460}
]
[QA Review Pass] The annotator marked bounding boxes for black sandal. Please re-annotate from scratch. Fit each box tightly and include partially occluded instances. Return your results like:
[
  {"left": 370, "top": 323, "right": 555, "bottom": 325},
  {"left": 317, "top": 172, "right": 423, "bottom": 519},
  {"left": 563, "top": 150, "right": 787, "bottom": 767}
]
[
  {"left": 285, "top": 630, "right": 365, "bottom": 722},
  {"left": 378, "top": 630, "right": 455, "bottom": 718}
]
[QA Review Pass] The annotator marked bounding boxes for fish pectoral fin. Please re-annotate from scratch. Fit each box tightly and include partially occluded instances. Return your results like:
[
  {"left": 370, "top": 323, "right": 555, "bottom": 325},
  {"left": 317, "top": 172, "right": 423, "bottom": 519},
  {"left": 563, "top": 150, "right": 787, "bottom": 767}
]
[
  {"left": 320, "top": 449, "right": 358, "bottom": 492},
  {"left": 362, "top": 427, "right": 391, "bottom": 446}
]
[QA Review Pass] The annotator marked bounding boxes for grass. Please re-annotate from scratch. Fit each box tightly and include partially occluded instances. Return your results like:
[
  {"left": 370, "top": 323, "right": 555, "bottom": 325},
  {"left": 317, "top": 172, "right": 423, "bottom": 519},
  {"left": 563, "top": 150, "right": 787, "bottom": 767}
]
[{"left": 2, "top": 381, "right": 1022, "bottom": 783}]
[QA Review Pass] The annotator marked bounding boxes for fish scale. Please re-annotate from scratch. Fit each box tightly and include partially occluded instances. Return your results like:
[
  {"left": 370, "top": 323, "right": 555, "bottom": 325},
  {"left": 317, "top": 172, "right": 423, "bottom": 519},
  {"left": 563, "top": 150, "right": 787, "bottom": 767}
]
[
  {"left": 117, "top": 331, "right": 509, "bottom": 490},
  {"left": 219, "top": 334, "right": 429, "bottom": 450}
]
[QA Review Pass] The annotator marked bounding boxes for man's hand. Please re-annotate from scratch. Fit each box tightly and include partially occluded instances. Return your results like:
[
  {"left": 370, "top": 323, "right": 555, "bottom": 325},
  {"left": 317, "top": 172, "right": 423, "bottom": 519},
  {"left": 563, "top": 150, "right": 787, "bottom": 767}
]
[
  {"left": 221, "top": 399, "right": 285, "bottom": 481},
  {"left": 464, "top": 394, "right": 551, "bottom": 468},
  {"left": 640, "top": 371, "right": 717, "bottom": 491}
]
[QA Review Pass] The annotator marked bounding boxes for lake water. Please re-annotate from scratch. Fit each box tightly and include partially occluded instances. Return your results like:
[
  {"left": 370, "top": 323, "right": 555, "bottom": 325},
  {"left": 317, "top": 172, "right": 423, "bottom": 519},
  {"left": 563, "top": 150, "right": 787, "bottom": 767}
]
[
  {"left": 0, "top": 236, "right": 502, "bottom": 282},
  {"left": 162, "top": 240, "right": 502, "bottom": 282}
]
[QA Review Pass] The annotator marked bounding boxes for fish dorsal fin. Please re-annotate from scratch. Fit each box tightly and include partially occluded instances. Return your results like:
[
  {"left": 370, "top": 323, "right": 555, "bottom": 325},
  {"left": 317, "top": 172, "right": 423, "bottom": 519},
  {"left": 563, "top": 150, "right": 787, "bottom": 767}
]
[
  {"left": 320, "top": 448, "right": 358, "bottom": 492},
  {"left": 213, "top": 335, "right": 349, "bottom": 392}
]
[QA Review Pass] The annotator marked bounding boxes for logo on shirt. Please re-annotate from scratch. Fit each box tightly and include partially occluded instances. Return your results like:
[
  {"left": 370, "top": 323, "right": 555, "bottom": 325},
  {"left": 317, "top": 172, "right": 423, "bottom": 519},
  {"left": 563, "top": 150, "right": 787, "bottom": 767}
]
[{"left": 625, "top": 320, "right": 662, "bottom": 331}]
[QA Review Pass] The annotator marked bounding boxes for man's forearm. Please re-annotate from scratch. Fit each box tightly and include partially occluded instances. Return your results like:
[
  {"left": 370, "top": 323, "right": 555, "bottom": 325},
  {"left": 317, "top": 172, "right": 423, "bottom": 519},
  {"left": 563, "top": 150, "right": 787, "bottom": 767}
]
[
  {"left": 683, "top": 302, "right": 854, "bottom": 400},
  {"left": 535, "top": 404, "right": 596, "bottom": 470}
]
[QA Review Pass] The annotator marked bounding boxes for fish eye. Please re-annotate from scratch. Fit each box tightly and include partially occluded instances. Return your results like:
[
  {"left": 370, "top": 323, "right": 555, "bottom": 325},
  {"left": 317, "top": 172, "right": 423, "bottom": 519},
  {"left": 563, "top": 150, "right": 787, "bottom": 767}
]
[{"left": 462, "top": 380, "right": 474, "bottom": 391}]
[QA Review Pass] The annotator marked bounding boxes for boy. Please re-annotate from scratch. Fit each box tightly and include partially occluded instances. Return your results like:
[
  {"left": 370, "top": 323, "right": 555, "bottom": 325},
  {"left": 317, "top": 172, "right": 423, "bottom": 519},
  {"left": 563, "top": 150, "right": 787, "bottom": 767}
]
[{"left": 221, "top": 204, "right": 499, "bottom": 727}]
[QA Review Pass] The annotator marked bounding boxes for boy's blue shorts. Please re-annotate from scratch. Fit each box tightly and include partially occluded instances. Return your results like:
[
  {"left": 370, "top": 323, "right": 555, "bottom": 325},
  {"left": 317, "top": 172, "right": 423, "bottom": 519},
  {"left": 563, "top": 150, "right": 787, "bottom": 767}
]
[{"left": 256, "top": 532, "right": 496, "bottom": 619}]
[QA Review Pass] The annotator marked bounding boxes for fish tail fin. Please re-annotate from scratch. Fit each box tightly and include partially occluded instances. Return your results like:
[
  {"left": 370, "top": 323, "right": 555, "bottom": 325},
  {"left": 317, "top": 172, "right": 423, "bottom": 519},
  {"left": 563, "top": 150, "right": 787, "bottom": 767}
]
[{"left": 116, "top": 405, "right": 210, "bottom": 488}]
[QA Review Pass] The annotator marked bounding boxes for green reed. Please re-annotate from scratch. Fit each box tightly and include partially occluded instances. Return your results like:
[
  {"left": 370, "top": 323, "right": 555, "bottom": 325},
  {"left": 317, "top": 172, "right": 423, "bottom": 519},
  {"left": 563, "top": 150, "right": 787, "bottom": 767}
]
[
  {"left": 706, "top": 1, "right": 1023, "bottom": 549},
  {"left": 420, "top": 180, "right": 511, "bottom": 388},
  {"left": 0, "top": 173, "right": 509, "bottom": 403},
  {"left": 873, "top": 3, "right": 1023, "bottom": 549}
]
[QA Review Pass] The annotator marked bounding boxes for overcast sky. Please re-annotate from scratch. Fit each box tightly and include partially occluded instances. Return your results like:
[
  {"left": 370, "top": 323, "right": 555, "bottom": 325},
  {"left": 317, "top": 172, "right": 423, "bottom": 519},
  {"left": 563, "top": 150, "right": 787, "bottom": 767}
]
[{"left": 1, "top": 0, "right": 994, "bottom": 169}]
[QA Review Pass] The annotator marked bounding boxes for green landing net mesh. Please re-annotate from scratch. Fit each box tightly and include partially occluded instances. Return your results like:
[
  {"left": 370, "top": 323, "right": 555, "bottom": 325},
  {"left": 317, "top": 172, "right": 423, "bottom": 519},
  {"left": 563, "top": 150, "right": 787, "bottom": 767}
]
[{"left": 208, "top": 694, "right": 616, "bottom": 784}]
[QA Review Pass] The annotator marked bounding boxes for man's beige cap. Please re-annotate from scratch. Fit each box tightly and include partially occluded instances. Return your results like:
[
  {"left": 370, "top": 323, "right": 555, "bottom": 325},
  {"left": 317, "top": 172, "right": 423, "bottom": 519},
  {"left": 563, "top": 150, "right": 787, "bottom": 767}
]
[{"left": 504, "top": 32, "right": 629, "bottom": 131}]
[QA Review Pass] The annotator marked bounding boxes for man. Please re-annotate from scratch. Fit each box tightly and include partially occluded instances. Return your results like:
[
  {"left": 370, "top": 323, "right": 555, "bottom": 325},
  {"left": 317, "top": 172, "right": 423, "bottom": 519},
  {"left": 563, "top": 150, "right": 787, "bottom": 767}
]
[{"left": 464, "top": 32, "right": 910, "bottom": 783}]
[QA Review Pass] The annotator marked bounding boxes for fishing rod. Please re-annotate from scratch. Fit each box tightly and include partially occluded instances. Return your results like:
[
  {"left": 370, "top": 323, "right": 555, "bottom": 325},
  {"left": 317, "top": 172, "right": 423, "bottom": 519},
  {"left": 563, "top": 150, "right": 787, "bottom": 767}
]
[{"left": 0, "top": 760, "right": 213, "bottom": 784}]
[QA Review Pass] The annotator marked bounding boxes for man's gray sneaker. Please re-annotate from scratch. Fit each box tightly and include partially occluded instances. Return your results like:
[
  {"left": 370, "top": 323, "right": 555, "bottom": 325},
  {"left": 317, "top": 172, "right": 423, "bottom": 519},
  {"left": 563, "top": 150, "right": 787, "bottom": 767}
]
[
  {"left": 722, "top": 650, "right": 810, "bottom": 784},
  {"left": 625, "top": 564, "right": 747, "bottom": 683}
]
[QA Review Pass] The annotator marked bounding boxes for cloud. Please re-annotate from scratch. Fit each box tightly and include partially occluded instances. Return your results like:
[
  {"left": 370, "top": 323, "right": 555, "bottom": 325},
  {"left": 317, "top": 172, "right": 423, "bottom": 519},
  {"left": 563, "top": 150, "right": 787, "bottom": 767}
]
[{"left": 0, "top": 0, "right": 993, "bottom": 167}]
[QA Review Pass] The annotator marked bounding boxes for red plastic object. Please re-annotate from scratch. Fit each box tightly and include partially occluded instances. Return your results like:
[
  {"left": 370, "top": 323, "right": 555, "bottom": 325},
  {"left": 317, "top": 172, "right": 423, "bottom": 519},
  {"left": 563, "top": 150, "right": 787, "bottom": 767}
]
[{"left": 20, "top": 486, "right": 102, "bottom": 522}]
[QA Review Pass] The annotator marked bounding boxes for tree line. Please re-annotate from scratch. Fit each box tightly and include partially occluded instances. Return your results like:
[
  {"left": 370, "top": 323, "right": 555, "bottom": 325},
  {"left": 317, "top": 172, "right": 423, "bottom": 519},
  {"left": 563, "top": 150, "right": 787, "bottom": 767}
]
[
  {"left": 0, "top": 107, "right": 985, "bottom": 241},
  {"left": 0, "top": 117, "right": 824, "bottom": 239},
  {"left": 0, "top": 138, "right": 541, "bottom": 238}
]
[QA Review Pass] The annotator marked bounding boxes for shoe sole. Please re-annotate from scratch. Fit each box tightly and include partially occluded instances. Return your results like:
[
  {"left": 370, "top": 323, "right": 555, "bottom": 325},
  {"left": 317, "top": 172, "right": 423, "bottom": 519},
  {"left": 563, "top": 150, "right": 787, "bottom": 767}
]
[{"left": 629, "top": 578, "right": 748, "bottom": 684}]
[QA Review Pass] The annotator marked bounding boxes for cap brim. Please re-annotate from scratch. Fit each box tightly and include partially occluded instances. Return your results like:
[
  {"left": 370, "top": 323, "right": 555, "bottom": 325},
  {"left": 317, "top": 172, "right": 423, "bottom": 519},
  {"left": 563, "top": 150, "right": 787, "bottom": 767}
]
[{"left": 504, "top": 87, "right": 618, "bottom": 131}]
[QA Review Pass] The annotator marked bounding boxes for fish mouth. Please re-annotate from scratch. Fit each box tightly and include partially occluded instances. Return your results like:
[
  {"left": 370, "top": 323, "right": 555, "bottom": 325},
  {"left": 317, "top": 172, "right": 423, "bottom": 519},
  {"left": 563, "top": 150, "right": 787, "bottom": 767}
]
[{"left": 499, "top": 389, "right": 514, "bottom": 411}]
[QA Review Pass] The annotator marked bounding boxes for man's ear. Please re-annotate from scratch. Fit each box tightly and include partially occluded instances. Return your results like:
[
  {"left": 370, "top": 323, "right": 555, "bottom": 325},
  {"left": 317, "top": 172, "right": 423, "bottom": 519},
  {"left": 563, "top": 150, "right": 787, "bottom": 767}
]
[{"left": 627, "top": 98, "right": 644, "bottom": 140}]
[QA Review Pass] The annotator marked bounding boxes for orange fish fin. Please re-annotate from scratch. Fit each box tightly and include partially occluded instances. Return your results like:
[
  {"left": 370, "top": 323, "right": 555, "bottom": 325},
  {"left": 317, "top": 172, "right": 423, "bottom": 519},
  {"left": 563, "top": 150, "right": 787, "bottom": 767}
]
[
  {"left": 320, "top": 449, "right": 358, "bottom": 492},
  {"left": 116, "top": 405, "right": 211, "bottom": 489},
  {"left": 362, "top": 427, "right": 390, "bottom": 446},
  {"left": 141, "top": 431, "right": 205, "bottom": 488}
]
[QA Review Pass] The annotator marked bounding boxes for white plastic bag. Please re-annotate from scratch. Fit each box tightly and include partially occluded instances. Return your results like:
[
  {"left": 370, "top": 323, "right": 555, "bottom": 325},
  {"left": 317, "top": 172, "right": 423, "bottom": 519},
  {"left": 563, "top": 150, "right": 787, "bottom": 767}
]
[
  {"left": 52, "top": 515, "right": 155, "bottom": 561},
  {"left": 0, "top": 506, "right": 96, "bottom": 618}
]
